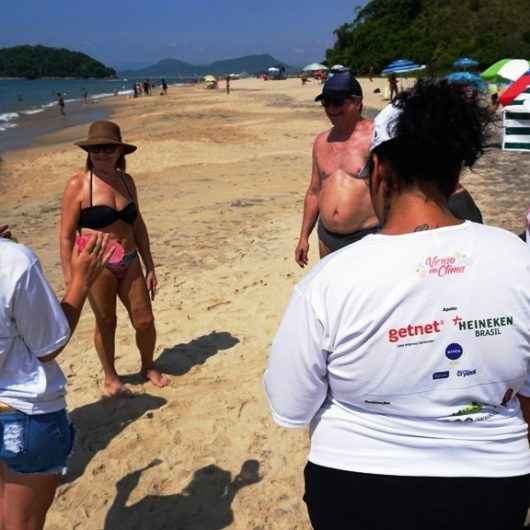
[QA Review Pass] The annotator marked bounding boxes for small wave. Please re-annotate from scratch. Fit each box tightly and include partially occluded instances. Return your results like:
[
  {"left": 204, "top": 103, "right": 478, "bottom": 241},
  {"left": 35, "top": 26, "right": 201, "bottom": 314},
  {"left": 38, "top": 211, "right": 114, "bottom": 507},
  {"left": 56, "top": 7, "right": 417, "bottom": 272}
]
[
  {"left": 21, "top": 108, "right": 45, "bottom": 115},
  {"left": 118, "top": 89, "right": 133, "bottom": 96},
  {"left": 0, "top": 112, "right": 19, "bottom": 122},
  {"left": 0, "top": 122, "right": 18, "bottom": 132},
  {"left": 42, "top": 101, "right": 58, "bottom": 108},
  {"left": 91, "top": 92, "right": 115, "bottom": 100}
]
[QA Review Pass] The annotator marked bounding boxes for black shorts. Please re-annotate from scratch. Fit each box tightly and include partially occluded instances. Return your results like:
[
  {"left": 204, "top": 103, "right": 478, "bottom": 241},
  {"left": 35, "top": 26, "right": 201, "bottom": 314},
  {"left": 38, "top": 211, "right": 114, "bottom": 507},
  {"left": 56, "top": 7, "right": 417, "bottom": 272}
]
[
  {"left": 304, "top": 461, "right": 530, "bottom": 530},
  {"left": 317, "top": 219, "right": 380, "bottom": 252}
]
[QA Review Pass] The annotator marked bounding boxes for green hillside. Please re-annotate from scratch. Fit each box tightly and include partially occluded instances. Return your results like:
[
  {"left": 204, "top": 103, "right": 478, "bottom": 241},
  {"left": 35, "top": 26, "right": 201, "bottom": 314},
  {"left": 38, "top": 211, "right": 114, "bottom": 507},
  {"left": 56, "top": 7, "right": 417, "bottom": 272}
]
[
  {"left": 326, "top": 0, "right": 530, "bottom": 74},
  {"left": 0, "top": 45, "right": 116, "bottom": 79}
]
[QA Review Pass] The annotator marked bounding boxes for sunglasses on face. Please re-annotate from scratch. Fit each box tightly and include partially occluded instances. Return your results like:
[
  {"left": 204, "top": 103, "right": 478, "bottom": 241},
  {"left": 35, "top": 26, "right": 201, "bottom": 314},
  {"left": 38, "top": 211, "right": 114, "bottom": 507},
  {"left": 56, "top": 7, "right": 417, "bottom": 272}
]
[
  {"left": 357, "top": 156, "right": 374, "bottom": 180},
  {"left": 88, "top": 145, "right": 119, "bottom": 154},
  {"left": 321, "top": 97, "right": 351, "bottom": 108}
]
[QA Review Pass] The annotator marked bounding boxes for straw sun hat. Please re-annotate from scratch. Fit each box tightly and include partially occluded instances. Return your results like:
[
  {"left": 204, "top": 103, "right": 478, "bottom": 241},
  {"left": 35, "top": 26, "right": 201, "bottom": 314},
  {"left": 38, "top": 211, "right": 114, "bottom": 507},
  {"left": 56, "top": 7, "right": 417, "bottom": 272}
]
[{"left": 75, "top": 121, "right": 137, "bottom": 154}]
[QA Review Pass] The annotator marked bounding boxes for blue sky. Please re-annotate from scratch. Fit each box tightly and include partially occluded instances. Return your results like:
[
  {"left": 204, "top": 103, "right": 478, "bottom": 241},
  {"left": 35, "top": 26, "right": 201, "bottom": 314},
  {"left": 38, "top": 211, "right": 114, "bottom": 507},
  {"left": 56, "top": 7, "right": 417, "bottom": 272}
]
[{"left": 1, "top": 0, "right": 366, "bottom": 70}]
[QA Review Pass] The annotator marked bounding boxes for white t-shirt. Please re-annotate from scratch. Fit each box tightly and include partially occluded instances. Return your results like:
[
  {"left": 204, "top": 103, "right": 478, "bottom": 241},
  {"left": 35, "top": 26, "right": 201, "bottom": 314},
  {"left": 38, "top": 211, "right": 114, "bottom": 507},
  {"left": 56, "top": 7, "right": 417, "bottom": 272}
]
[
  {"left": 0, "top": 239, "right": 70, "bottom": 414},
  {"left": 264, "top": 222, "right": 530, "bottom": 478}
]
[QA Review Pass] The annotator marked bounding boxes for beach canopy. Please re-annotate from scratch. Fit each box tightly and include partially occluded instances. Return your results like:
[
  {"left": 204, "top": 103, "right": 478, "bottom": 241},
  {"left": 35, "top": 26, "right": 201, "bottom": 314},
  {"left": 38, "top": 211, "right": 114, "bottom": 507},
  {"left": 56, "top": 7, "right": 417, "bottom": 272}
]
[
  {"left": 303, "top": 63, "right": 328, "bottom": 72},
  {"left": 499, "top": 70, "right": 530, "bottom": 107},
  {"left": 446, "top": 71, "right": 486, "bottom": 90},
  {"left": 453, "top": 57, "right": 479, "bottom": 69},
  {"left": 331, "top": 64, "right": 347, "bottom": 71},
  {"left": 481, "top": 59, "right": 530, "bottom": 83},
  {"left": 381, "top": 59, "right": 426, "bottom": 75},
  {"left": 203, "top": 75, "right": 216, "bottom": 82},
  {"left": 267, "top": 67, "right": 280, "bottom": 73}
]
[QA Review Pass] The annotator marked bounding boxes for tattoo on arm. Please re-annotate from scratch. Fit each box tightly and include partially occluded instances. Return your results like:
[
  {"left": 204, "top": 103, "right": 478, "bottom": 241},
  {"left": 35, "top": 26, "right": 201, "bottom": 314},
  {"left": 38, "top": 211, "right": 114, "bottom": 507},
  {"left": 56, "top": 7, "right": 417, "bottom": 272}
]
[{"left": 414, "top": 224, "right": 430, "bottom": 232}]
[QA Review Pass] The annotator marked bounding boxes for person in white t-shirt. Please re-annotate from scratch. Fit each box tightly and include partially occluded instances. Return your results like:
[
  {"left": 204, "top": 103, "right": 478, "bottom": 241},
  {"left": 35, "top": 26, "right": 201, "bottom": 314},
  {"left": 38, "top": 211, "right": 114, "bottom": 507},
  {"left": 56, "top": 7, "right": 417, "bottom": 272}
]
[
  {"left": 265, "top": 79, "right": 530, "bottom": 530},
  {"left": 0, "top": 233, "right": 110, "bottom": 530}
]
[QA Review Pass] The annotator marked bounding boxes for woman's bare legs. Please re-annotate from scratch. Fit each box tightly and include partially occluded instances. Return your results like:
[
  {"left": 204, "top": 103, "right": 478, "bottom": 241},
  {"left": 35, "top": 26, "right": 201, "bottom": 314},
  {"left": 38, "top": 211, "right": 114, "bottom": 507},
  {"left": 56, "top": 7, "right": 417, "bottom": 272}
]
[
  {"left": 118, "top": 258, "right": 169, "bottom": 387},
  {"left": 0, "top": 463, "right": 58, "bottom": 530},
  {"left": 88, "top": 268, "right": 128, "bottom": 397}
]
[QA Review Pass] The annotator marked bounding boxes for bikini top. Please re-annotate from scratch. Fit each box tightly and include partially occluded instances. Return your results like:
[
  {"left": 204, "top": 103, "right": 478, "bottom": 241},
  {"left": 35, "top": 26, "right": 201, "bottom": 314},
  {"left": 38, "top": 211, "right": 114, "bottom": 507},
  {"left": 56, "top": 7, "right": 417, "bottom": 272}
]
[{"left": 78, "top": 171, "right": 138, "bottom": 230}]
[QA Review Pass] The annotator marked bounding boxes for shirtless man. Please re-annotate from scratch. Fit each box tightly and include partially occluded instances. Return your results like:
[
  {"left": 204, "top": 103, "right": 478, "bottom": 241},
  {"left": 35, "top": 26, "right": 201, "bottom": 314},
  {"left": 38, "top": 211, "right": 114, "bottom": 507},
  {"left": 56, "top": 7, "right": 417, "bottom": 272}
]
[{"left": 295, "top": 71, "right": 379, "bottom": 267}]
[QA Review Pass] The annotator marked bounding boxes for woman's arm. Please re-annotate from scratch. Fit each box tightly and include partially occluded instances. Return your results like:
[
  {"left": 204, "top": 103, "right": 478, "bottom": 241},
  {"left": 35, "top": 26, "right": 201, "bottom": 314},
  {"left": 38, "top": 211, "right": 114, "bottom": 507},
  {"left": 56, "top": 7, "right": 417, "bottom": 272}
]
[
  {"left": 126, "top": 174, "right": 157, "bottom": 299},
  {"left": 60, "top": 175, "right": 83, "bottom": 287}
]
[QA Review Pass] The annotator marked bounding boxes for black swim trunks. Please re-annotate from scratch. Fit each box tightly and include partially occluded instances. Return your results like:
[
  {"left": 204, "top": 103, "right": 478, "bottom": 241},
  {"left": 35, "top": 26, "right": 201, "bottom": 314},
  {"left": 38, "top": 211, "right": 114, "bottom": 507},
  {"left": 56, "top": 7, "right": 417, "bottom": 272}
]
[{"left": 317, "top": 218, "right": 380, "bottom": 252}]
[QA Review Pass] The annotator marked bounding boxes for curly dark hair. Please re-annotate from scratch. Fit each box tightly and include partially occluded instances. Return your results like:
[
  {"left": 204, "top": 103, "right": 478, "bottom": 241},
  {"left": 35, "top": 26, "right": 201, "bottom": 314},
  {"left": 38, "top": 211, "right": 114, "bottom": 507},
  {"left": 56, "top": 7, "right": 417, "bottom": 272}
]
[{"left": 374, "top": 79, "right": 493, "bottom": 198}]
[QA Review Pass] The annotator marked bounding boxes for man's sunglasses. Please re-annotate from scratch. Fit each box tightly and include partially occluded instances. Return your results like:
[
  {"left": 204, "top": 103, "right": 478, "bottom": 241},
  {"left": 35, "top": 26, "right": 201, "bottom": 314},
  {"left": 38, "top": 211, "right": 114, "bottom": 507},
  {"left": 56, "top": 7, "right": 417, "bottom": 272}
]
[
  {"left": 87, "top": 144, "right": 119, "bottom": 154},
  {"left": 321, "top": 96, "right": 352, "bottom": 108}
]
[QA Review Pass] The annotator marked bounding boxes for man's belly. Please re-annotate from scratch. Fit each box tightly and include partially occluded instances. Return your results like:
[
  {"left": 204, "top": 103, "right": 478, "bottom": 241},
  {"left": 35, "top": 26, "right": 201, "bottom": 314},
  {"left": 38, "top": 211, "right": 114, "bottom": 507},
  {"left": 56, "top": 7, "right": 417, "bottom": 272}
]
[{"left": 319, "top": 173, "right": 378, "bottom": 233}]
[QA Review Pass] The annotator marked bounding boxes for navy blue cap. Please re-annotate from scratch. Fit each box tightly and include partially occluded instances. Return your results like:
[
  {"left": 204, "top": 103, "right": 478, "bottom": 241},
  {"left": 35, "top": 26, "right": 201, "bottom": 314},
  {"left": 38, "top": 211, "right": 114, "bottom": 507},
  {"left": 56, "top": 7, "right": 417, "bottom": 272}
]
[{"left": 315, "top": 71, "right": 363, "bottom": 102}]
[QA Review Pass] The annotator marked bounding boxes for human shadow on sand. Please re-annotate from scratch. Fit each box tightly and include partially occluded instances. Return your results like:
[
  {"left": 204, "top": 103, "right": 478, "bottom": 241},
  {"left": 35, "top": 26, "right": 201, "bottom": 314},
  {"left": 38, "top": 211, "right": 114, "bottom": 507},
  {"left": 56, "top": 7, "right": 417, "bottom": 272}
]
[
  {"left": 104, "top": 459, "right": 261, "bottom": 530},
  {"left": 130, "top": 331, "right": 240, "bottom": 384},
  {"left": 64, "top": 394, "right": 167, "bottom": 484}
]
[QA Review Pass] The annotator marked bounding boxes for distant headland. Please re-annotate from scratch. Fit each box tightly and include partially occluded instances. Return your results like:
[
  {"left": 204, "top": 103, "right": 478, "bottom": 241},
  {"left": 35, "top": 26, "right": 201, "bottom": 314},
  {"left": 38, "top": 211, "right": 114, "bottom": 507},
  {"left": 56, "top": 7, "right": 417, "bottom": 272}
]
[
  {"left": 120, "top": 54, "right": 295, "bottom": 77},
  {"left": 0, "top": 45, "right": 116, "bottom": 79}
]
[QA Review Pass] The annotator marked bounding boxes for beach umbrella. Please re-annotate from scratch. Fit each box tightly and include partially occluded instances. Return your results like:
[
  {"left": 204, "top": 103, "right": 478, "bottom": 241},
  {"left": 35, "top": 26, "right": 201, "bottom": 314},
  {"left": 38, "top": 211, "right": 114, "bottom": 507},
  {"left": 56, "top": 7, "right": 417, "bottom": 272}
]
[
  {"left": 446, "top": 71, "right": 486, "bottom": 91},
  {"left": 203, "top": 75, "right": 216, "bottom": 82},
  {"left": 267, "top": 67, "right": 280, "bottom": 73},
  {"left": 453, "top": 57, "right": 479, "bottom": 69},
  {"left": 481, "top": 59, "right": 530, "bottom": 83},
  {"left": 331, "top": 64, "right": 347, "bottom": 71},
  {"left": 381, "top": 59, "right": 426, "bottom": 75},
  {"left": 303, "top": 63, "right": 328, "bottom": 72},
  {"left": 499, "top": 70, "right": 530, "bottom": 107}
]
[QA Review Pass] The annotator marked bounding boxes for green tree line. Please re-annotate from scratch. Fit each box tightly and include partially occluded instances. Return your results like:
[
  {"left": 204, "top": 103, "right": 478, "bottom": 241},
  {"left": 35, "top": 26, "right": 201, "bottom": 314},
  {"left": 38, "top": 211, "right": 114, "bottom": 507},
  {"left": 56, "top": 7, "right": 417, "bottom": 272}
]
[
  {"left": 0, "top": 45, "right": 116, "bottom": 79},
  {"left": 326, "top": 0, "right": 530, "bottom": 74}
]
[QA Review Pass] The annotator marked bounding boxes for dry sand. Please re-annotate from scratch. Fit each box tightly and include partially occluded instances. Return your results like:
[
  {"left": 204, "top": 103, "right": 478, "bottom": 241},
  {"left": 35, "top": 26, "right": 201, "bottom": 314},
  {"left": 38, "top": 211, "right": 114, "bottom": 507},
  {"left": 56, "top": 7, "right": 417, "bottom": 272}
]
[{"left": 0, "top": 77, "right": 529, "bottom": 529}]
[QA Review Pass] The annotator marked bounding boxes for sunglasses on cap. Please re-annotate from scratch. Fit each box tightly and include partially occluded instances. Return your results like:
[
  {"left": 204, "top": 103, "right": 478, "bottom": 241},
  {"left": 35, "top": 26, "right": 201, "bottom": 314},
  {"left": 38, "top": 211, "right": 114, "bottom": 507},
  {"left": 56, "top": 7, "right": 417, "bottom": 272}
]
[
  {"left": 87, "top": 144, "right": 120, "bottom": 154},
  {"left": 320, "top": 96, "right": 353, "bottom": 108}
]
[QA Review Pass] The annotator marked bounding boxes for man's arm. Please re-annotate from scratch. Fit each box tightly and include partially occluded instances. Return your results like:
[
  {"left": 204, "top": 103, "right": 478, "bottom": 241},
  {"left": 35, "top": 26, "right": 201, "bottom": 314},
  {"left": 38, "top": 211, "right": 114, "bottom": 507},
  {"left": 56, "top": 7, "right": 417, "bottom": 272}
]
[{"left": 295, "top": 140, "right": 322, "bottom": 268}]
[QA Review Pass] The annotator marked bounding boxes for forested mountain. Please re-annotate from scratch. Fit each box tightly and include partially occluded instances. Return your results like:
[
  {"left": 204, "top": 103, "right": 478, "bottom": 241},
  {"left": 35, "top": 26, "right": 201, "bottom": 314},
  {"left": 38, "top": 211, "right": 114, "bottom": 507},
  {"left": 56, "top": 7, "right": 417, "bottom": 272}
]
[
  {"left": 121, "top": 54, "right": 293, "bottom": 77},
  {"left": 0, "top": 45, "right": 116, "bottom": 79},
  {"left": 326, "top": 0, "right": 530, "bottom": 74}
]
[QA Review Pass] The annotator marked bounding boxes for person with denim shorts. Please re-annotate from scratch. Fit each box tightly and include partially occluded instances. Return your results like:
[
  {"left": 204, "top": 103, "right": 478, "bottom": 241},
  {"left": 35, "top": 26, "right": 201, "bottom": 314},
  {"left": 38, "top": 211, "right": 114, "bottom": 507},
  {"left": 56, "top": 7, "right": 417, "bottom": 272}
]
[{"left": 0, "top": 231, "right": 110, "bottom": 530}]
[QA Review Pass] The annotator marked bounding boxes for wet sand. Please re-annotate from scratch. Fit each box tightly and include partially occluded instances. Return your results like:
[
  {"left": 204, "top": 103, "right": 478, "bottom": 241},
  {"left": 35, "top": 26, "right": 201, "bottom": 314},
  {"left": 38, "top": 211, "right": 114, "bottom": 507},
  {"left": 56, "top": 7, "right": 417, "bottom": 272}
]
[{"left": 0, "top": 77, "right": 528, "bottom": 529}]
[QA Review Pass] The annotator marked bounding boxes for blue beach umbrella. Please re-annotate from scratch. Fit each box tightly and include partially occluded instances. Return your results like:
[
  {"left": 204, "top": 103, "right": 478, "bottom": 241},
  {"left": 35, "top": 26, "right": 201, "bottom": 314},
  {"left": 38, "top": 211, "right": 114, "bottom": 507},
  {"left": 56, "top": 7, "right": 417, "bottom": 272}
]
[
  {"left": 382, "top": 59, "right": 426, "bottom": 76},
  {"left": 446, "top": 71, "right": 486, "bottom": 91},
  {"left": 453, "top": 57, "right": 479, "bottom": 69}
]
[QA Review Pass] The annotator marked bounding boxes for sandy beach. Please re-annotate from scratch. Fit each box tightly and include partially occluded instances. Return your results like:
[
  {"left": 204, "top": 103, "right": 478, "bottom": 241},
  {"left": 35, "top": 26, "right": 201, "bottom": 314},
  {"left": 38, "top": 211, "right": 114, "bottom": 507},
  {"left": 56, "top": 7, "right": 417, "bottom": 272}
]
[{"left": 1, "top": 77, "right": 529, "bottom": 529}]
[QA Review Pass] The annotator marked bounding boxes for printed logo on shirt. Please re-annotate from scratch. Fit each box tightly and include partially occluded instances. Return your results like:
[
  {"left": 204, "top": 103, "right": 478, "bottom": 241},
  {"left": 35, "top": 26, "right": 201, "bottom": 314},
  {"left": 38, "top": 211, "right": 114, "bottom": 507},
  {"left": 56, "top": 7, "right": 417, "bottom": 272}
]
[
  {"left": 451, "top": 314, "right": 514, "bottom": 337},
  {"left": 442, "top": 306, "right": 457, "bottom": 312},
  {"left": 456, "top": 369, "right": 476, "bottom": 377},
  {"left": 364, "top": 399, "right": 391, "bottom": 405},
  {"left": 388, "top": 320, "right": 443, "bottom": 344},
  {"left": 416, "top": 253, "right": 469, "bottom": 278},
  {"left": 449, "top": 402, "right": 498, "bottom": 422},
  {"left": 432, "top": 371, "right": 450, "bottom": 380},
  {"left": 445, "top": 343, "right": 463, "bottom": 360}
]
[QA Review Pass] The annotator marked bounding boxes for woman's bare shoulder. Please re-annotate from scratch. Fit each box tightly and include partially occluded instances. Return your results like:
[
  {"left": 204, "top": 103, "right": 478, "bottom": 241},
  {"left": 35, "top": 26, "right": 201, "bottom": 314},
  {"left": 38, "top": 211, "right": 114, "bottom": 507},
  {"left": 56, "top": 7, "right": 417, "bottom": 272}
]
[{"left": 64, "top": 171, "right": 87, "bottom": 196}]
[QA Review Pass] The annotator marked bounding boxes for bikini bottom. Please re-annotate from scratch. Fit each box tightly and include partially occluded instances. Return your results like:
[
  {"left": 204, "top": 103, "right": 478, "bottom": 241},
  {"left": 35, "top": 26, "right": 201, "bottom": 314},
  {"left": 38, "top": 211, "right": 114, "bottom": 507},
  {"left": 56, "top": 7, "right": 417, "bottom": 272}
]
[{"left": 106, "top": 249, "right": 138, "bottom": 280}]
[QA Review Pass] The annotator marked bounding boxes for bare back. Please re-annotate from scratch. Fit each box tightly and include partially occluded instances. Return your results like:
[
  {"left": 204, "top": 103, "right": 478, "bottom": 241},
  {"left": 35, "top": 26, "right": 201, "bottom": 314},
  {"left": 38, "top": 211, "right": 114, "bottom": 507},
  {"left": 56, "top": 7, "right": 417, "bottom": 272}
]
[{"left": 315, "top": 119, "right": 378, "bottom": 233}]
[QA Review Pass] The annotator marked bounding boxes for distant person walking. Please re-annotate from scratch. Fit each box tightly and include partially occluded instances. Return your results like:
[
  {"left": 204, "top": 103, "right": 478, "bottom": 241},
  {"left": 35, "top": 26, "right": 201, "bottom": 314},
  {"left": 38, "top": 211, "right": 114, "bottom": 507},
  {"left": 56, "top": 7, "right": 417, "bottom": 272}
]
[
  {"left": 82, "top": 89, "right": 88, "bottom": 103},
  {"left": 226, "top": 75, "right": 231, "bottom": 95},
  {"left": 143, "top": 80, "right": 150, "bottom": 96},
  {"left": 57, "top": 92, "right": 65, "bottom": 116},
  {"left": 161, "top": 79, "right": 168, "bottom": 95},
  {"left": 388, "top": 74, "right": 398, "bottom": 101}
]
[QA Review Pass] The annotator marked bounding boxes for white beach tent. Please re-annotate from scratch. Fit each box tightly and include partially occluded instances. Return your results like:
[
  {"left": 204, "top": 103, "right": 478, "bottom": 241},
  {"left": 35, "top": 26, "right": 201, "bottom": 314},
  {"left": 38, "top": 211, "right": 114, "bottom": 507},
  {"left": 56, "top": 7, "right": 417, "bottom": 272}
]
[
  {"left": 303, "top": 63, "right": 328, "bottom": 72},
  {"left": 502, "top": 88, "right": 530, "bottom": 152}
]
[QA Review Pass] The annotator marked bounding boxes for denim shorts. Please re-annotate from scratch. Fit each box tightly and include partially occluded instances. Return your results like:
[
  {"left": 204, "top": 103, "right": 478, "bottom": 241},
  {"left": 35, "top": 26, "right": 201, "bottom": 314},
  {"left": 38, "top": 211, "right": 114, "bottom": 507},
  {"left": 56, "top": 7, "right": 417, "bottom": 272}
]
[{"left": 0, "top": 409, "right": 75, "bottom": 475}]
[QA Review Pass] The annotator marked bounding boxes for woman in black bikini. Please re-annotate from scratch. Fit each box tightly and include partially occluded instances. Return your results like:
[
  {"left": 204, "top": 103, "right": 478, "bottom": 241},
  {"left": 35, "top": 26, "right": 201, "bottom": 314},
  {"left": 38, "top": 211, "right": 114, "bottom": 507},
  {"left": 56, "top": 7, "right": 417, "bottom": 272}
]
[{"left": 60, "top": 121, "right": 169, "bottom": 397}]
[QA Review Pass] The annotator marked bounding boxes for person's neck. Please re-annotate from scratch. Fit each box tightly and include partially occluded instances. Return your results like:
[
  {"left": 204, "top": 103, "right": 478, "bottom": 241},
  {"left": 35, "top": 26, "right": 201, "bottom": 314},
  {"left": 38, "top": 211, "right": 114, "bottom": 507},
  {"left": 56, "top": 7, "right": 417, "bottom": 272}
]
[
  {"left": 332, "top": 116, "right": 361, "bottom": 138},
  {"left": 380, "top": 188, "right": 462, "bottom": 235},
  {"left": 92, "top": 166, "right": 119, "bottom": 180}
]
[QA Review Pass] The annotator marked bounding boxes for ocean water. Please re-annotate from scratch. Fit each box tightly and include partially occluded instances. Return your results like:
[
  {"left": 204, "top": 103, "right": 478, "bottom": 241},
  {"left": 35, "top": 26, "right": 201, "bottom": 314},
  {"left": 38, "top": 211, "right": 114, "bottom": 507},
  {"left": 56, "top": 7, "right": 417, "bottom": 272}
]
[{"left": 0, "top": 78, "right": 190, "bottom": 153}]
